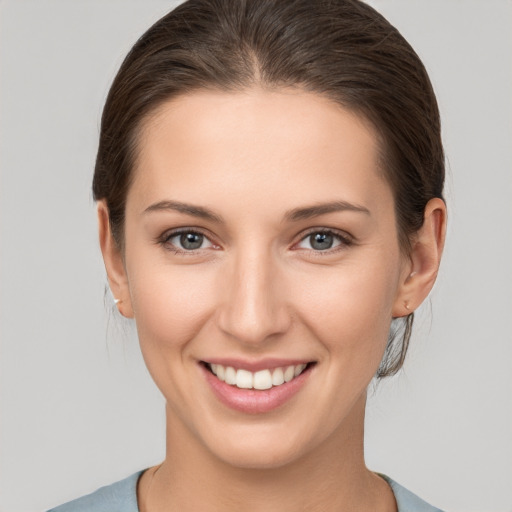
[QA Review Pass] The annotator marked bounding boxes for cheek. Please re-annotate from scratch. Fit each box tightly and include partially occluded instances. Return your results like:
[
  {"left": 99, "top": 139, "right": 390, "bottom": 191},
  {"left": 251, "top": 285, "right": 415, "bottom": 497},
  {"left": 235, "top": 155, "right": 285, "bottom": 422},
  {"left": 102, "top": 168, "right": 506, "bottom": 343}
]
[
  {"left": 127, "top": 258, "right": 217, "bottom": 352},
  {"left": 293, "top": 256, "right": 401, "bottom": 360},
  {"left": 125, "top": 257, "right": 221, "bottom": 404}
]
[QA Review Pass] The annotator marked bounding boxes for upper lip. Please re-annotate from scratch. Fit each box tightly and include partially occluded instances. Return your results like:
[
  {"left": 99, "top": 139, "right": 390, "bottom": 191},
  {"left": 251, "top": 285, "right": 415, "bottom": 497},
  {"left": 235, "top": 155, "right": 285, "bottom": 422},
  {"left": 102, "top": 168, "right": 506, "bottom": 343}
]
[{"left": 201, "top": 358, "right": 314, "bottom": 372}]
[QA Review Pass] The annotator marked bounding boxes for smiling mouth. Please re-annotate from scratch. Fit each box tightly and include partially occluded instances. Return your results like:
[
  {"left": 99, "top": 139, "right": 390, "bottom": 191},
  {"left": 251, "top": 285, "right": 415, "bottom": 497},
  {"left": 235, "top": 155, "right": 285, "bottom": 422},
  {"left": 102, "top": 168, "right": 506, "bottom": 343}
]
[{"left": 203, "top": 362, "right": 314, "bottom": 390}]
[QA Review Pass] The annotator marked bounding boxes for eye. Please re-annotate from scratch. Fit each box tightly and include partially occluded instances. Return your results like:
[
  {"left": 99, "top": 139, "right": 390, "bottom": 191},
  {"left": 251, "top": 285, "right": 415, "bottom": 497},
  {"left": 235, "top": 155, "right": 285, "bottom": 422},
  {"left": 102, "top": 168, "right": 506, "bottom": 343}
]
[
  {"left": 162, "top": 230, "right": 215, "bottom": 252},
  {"left": 296, "top": 230, "right": 351, "bottom": 252}
]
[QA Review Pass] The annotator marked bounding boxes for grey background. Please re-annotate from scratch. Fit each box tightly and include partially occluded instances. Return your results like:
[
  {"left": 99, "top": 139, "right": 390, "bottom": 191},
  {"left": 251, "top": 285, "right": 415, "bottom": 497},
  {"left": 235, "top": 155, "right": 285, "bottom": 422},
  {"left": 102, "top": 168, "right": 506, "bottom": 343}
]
[{"left": 1, "top": 1, "right": 511, "bottom": 511}]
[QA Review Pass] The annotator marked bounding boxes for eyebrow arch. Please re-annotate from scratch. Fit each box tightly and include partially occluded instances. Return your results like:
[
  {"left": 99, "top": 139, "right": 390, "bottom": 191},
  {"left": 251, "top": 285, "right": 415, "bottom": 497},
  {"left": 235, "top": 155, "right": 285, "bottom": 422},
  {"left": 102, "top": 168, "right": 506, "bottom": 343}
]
[
  {"left": 143, "top": 199, "right": 369, "bottom": 224},
  {"left": 285, "top": 200, "right": 371, "bottom": 222},
  {"left": 143, "top": 200, "right": 224, "bottom": 223}
]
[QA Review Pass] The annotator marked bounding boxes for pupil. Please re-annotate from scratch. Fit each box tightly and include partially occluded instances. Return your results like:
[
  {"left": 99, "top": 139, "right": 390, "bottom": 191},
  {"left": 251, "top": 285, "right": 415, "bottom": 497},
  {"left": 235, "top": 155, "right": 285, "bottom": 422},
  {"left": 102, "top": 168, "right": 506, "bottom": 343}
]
[
  {"left": 180, "top": 232, "right": 203, "bottom": 250},
  {"left": 310, "top": 232, "right": 333, "bottom": 250}
]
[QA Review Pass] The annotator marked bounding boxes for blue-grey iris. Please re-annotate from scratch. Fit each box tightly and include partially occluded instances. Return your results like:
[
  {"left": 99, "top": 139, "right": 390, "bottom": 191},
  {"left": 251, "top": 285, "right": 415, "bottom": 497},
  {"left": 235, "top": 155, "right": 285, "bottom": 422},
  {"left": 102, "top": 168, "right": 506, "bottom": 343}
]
[
  {"left": 181, "top": 232, "right": 203, "bottom": 250},
  {"left": 310, "top": 232, "right": 333, "bottom": 250}
]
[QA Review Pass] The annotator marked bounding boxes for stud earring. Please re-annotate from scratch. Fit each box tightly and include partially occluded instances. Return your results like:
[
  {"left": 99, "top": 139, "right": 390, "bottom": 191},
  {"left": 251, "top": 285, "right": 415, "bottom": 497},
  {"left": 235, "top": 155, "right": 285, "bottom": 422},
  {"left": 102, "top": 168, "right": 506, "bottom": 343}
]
[
  {"left": 114, "top": 298, "right": 121, "bottom": 305},
  {"left": 404, "top": 301, "right": 411, "bottom": 311}
]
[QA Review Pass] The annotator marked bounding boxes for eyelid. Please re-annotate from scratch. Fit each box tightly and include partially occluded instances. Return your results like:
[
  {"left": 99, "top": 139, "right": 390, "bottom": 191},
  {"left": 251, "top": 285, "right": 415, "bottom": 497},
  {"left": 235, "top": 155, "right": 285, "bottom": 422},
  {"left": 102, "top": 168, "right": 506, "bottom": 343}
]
[
  {"left": 293, "top": 227, "right": 354, "bottom": 253},
  {"left": 158, "top": 227, "right": 220, "bottom": 253},
  {"left": 156, "top": 226, "right": 353, "bottom": 255}
]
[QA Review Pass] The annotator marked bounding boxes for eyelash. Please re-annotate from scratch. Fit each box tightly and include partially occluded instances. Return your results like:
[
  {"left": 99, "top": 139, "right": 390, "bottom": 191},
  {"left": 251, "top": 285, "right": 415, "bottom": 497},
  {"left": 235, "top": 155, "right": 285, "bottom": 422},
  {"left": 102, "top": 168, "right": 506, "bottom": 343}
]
[
  {"left": 294, "top": 228, "right": 354, "bottom": 256},
  {"left": 158, "top": 228, "right": 216, "bottom": 256},
  {"left": 157, "top": 227, "right": 354, "bottom": 256}
]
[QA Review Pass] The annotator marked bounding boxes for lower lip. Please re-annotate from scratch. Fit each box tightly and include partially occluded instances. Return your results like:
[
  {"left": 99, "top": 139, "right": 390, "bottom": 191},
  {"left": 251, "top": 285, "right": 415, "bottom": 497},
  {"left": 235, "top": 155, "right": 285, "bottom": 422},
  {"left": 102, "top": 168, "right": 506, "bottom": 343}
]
[{"left": 201, "top": 364, "right": 313, "bottom": 414}]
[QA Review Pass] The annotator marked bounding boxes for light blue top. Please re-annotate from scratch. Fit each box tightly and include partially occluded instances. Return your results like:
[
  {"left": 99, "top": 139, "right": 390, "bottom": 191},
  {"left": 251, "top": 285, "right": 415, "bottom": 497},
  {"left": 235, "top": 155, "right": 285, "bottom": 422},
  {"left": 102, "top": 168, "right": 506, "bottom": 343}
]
[{"left": 48, "top": 471, "right": 444, "bottom": 512}]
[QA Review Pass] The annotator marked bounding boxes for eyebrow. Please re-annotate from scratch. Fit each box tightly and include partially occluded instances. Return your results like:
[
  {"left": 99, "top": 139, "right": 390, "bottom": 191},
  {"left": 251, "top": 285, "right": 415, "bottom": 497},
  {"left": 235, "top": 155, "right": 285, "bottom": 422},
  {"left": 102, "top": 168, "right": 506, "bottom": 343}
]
[
  {"left": 143, "top": 200, "right": 224, "bottom": 223},
  {"left": 284, "top": 200, "right": 371, "bottom": 221},
  {"left": 143, "top": 199, "right": 370, "bottom": 223}
]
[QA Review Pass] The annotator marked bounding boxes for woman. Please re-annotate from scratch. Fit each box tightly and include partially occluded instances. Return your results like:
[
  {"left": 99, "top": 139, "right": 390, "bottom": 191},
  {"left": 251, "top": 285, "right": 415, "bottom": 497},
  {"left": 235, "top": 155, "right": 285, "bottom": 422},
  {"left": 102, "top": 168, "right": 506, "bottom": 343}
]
[{"left": 50, "top": 0, "right": 446, "bottom": 510}]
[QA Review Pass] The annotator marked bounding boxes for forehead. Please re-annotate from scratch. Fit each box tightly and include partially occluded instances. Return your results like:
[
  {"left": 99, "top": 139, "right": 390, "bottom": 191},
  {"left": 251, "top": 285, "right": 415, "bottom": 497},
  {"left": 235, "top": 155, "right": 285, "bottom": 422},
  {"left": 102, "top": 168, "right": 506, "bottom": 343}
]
[{"left": 129, "top": 88, "right": 391, "bottom": 217}]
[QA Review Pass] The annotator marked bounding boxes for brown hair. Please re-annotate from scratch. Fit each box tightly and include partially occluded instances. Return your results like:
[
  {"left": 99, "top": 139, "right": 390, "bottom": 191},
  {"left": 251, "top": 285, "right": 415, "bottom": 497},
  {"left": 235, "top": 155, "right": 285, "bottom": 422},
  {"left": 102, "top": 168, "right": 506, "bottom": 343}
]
[{"left": 93, "top": 0, "right": 445, "bottom": 377}]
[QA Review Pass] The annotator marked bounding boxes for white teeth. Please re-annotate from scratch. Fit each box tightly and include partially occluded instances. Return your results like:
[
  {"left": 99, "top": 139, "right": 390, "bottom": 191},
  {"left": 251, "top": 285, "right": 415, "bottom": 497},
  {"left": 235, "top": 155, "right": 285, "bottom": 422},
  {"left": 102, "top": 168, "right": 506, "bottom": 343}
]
[
  {"left": 236, "top": 369, "right": 253, "bottom": 389},
  {"left": 271, "top": 367, "right": 284, "bottom": 386},
  {"left": 216, "top": 364, "right": 225, "bottom": 381},
  {"left": 225, "top": 366, "right": 237, "bottom": 385},
  {"left": 208, "top": 363, "right": 309, "bottom": 390},
  {"left": 284, "top": 365, "right": 295, "bottom": 382},
  {"left": 294, "top": 364, "right": 306, "bottom": 377},
  {"left": 253, "top": 369, "right": 273, "bottom": 390}
]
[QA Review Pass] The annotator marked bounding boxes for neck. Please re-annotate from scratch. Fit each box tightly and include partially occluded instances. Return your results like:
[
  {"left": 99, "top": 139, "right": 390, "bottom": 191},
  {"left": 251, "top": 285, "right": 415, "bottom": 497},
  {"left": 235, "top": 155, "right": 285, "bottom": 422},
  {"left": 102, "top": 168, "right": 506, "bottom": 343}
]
[{"left": 139, "top": 394, "right": 395, "bottom": 512}]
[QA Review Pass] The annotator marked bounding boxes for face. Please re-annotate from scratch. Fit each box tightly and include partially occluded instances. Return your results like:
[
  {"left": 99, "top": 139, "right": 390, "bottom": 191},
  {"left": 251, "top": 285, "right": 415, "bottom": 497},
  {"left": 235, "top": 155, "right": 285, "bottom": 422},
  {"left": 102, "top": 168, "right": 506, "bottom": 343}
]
[{"left": 115, "top": 89, "right": 411, "bottom": 468}]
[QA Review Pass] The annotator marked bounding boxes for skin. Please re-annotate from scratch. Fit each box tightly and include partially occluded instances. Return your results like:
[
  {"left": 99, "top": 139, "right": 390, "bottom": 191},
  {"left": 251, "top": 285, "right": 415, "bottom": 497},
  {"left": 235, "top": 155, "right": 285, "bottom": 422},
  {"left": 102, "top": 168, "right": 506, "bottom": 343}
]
[{"left": 99, "top": 88, "right": 446, "bottom": 512}]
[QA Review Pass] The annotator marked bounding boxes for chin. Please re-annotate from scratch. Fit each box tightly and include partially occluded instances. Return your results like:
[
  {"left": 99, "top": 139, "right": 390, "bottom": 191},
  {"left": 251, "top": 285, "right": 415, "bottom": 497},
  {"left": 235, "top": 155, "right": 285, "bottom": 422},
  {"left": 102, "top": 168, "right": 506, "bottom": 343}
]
[
  {"left": 197, "top": 420, "right": 319, "bottom": 470},
  {"left": 211, "top": 440, "right": 305, "bottom": 470}
]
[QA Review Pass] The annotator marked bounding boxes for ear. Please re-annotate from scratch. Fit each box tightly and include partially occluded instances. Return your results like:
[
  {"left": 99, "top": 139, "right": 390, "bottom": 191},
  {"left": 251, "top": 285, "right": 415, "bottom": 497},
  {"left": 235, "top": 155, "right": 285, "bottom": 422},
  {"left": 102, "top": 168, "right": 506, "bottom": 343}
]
[
  {"left": 97, "top": 201, "right": 134, "bottom": 318},
  {"left": 392, "top": 198, "right": 447, "bottom": 317}
]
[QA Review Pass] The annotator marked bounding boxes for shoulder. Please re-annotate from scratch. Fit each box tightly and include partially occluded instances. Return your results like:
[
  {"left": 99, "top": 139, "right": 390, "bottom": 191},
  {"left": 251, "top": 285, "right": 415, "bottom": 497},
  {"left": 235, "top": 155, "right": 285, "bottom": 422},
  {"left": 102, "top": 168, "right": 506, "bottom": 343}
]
[
  {"left": 380, "top": 474, "right": 444, "bottom": 512},
  {"left": 47, "top": 471, "right": 143, "bottom": 512}
]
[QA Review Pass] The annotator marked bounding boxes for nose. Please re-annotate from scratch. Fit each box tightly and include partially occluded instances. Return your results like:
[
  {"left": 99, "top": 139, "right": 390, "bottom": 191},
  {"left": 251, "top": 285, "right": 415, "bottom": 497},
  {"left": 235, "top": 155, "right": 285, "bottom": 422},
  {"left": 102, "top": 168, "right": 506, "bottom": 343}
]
[{"left": 216, "top": 247, "right": 292, "bottom": 347}]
